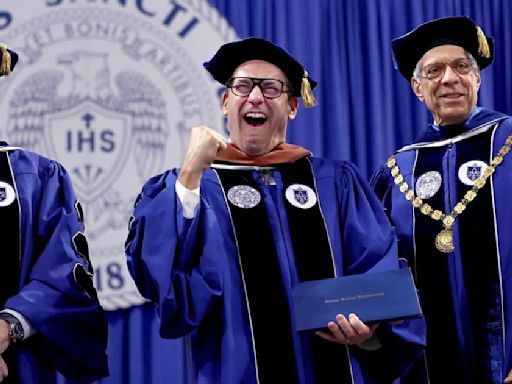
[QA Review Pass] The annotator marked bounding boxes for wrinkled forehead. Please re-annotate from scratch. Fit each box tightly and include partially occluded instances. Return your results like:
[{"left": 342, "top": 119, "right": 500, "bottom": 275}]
[
  {"left": 419, "top": 44, "right": 468, "bottom": 66},
  {"left": 232, "top": 60, "right": 288, "bottom": 81}
]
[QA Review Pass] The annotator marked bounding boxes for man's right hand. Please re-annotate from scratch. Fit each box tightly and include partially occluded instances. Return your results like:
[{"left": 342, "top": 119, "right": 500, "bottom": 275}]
[
  {"left": 178, "top": 126, "right": 227, "bottom": 189},
  {"left": 316, "top": 313, "right": 378, "bottom": 346}
]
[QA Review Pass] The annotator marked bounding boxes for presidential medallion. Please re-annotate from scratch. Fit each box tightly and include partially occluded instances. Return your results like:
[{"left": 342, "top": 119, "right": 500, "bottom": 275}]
[
  {"left": 435, "top": 229, "right": 454, "bottom": 253},
  {"left": 227, "top": 185, "right": 261, "bottom": 209}
]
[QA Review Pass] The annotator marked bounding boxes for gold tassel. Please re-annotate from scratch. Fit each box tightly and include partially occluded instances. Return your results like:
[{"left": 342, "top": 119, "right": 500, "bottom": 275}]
[
  {"left": 476, "top": 26, "right": 491, "bottom": 58},
  {"left": 300, "top": 71, "right": 317, "bottom": 108},
  {"left": 0, "top": 43, "right": 11, "bottom": 76}
]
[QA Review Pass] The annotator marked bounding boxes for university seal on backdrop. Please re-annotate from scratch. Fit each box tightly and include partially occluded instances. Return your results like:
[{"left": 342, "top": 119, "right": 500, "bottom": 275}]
[{"left": 0, "top": 0, "right": 236, "bottom": 309}]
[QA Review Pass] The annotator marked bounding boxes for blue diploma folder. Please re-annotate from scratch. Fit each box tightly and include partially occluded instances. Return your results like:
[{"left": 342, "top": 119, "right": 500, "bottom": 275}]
[{"left": 292, "top": 268, "right": 422, "bottom": 331}]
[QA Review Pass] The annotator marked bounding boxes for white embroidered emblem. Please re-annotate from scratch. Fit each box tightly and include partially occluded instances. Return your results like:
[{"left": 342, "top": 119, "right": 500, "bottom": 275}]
[
  {"left": 227, "top": 185, "right": 261, "bottom": 209},
  {"left": 285, "top": 184, "right": 317, "bottom": 209},
  {"left": 415, "top": 171, "right": 442, "bottom": 199},
  {"left": 458, "top": 160, "right": 488, "bottom": 186},
  {"left": 0, "top": 181, "right": 16, "bottom": 207}
]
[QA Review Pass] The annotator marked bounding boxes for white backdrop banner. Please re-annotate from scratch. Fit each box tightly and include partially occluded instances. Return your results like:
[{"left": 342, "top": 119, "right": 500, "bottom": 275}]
[{"left": 0, "top": 0, "right": 235, "bottom": 310}]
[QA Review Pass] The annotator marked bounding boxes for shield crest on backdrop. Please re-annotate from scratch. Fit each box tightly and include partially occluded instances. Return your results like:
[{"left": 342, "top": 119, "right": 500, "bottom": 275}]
[{"left": 44, "top": 101, "right": 131, "bottom": 201}]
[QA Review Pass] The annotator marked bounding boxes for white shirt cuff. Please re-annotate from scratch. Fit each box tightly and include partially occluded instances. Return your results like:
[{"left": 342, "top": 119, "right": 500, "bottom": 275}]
[{"left": 175, "top": 180, "right": 200, "bottom": 219}]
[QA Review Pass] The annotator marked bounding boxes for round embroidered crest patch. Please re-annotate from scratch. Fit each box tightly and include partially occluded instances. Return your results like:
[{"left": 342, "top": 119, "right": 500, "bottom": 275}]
[
  {"left": 227, "top": 185, "right": 261, "bottom": 209},
  {"left": 415, "top": 171, "right": 442, "bottom": 199},
  {"left": 0, "top": 181, "right": 16, "bottom": 207},
  {"left": 285, "top": 184, "right": 317, "bottom": 209},
  {"left": 458, "top": 160, "right": 488, "bottom": 186}
]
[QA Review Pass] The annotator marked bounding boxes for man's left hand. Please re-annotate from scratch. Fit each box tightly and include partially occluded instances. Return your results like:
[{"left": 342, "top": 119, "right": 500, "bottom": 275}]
[
  {"left": 504, "top": 368, "right": 512, "bottom": 383},
  {"left": 315, "top": 313, "right": 377, "bottom": 346}
]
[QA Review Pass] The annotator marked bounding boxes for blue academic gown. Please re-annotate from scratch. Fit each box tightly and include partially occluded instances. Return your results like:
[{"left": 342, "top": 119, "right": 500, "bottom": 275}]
[
  {"left": 126, "top": 156, "right": 425, "bottom": 384},
  {"left": 371, "top": 107, "right": 512, "bottom": 383},
  {"left": 2, "top": 145, "right": 109, "bottom": 383}
]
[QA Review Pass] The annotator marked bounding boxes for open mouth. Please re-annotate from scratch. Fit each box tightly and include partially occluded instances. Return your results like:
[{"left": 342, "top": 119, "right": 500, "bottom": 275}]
[{"left": 244, "top": 112, "right": 268, "bottom": 126}]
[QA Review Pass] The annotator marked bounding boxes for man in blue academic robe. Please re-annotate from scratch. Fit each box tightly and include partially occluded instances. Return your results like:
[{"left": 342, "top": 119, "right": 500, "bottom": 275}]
[
  {"left": 371, "top": 17, "right": 512, "bottom": 384},
  {"left": 0, "top": 45, "right": 108, "bottom": 383},
  {"left": 126, "top": 37, "right": 425, "bottom": 383}
]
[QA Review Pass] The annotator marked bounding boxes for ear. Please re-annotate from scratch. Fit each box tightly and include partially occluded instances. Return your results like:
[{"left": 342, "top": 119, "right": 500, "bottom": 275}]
[
  {"left": 222, "top": 91, "right": 229, "bottom": 116},
  {"left": 288, "top": 97, "right": 299, "bottom": 120},
  {"left": 411, "top": 77, "right": 424, "bottom": 102}
]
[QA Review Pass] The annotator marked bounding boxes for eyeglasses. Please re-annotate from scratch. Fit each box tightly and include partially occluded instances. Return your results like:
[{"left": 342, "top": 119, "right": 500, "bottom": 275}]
[
  {"left": 226, "top": 77, "right": 290, "bottom": 99},
  {"left": 418, "top": 58, "right": 475, "bottom": 81}
]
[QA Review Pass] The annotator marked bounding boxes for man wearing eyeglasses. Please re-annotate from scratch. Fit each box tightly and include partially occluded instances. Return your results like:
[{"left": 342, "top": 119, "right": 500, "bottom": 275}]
[
  {"left": 126, "top": 37, "right": 424, "bottom": 383},
  {"left": 371, "top": 16, "right": 512, "bottom": 383}
]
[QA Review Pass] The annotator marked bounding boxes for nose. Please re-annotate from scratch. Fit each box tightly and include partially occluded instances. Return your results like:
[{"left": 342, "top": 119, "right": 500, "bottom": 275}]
[
  {"left": 247, "top": 84, "right": 265, "bottom": 103},
  {"left": 440, "top": 65, "right": 460, "bottom": 83}
]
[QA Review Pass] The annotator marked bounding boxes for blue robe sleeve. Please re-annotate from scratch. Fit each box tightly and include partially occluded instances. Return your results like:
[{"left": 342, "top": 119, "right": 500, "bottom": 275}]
[
  {"left": 334, "top": 161, "right": 426, "bottom": 381},
  {"left": 336, "top": 161, "right": 397, "bottom": 274},
  {"left": 5, "top": 159, "right": 108, "bottom": 383},
  {"left": 125, "top": 170, "right": 224, "bottom": 338}
]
